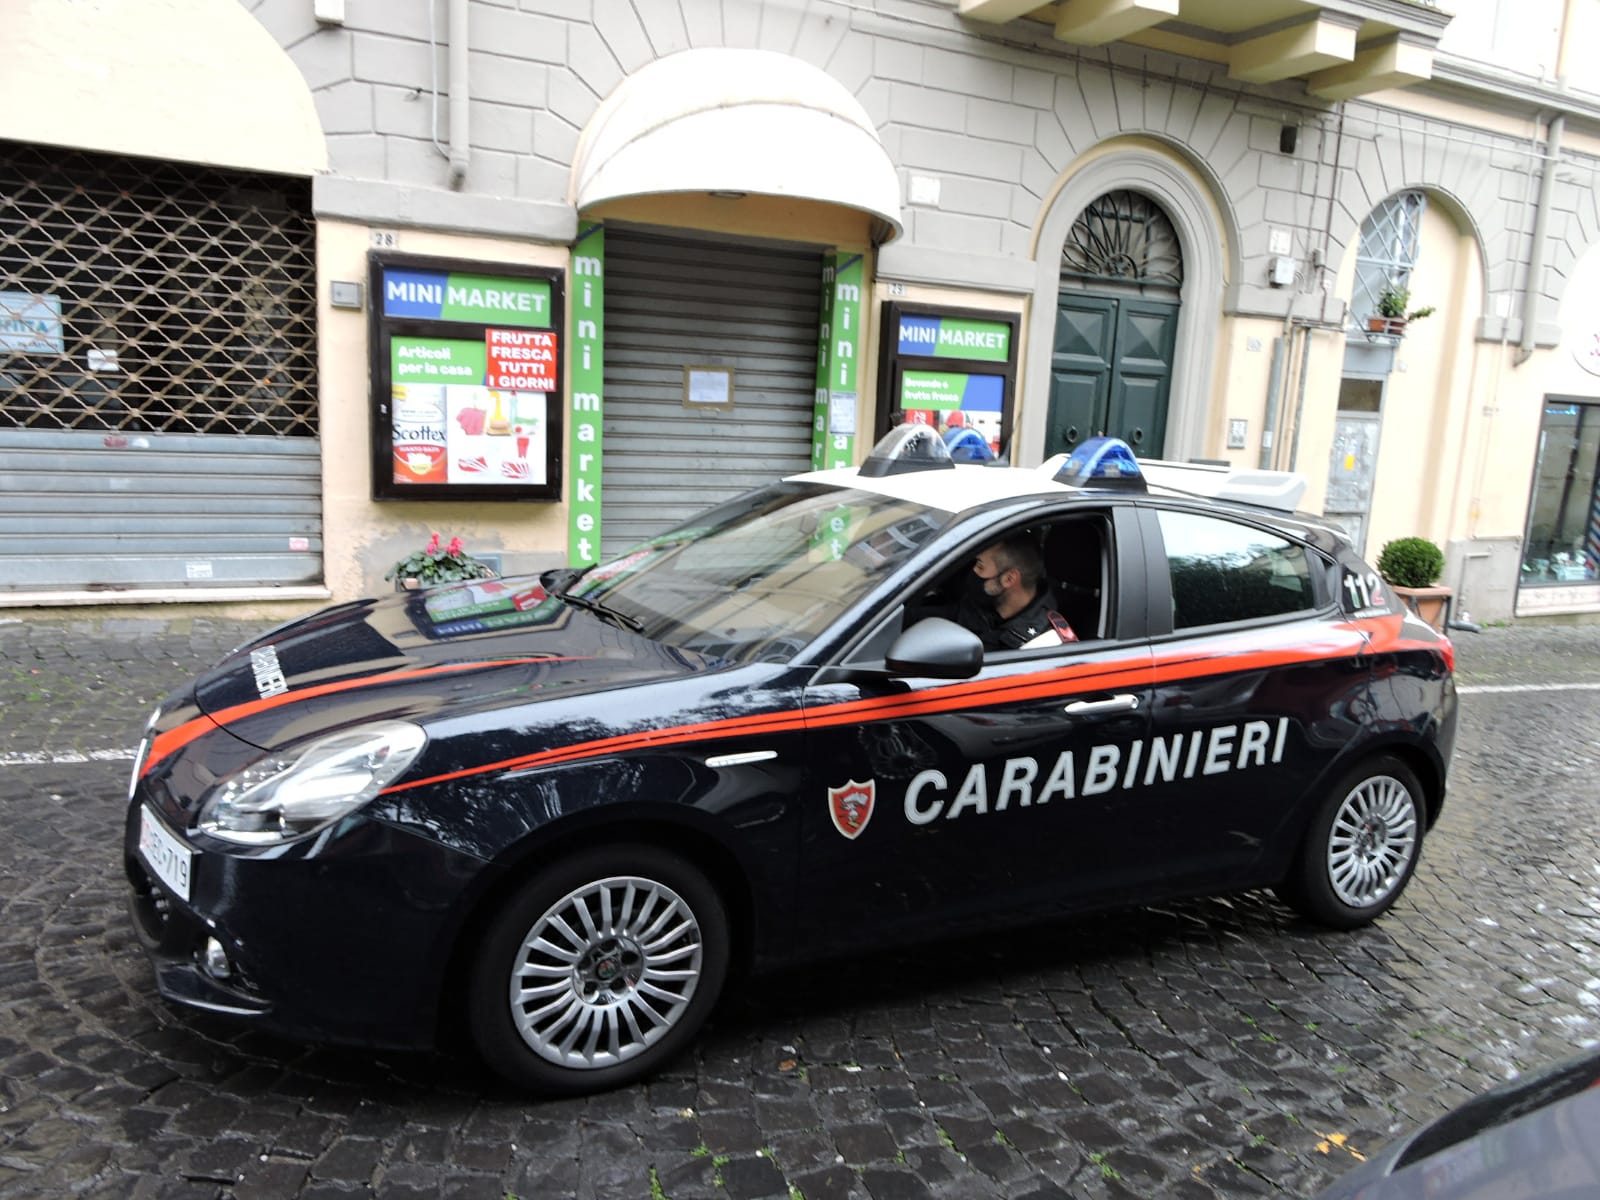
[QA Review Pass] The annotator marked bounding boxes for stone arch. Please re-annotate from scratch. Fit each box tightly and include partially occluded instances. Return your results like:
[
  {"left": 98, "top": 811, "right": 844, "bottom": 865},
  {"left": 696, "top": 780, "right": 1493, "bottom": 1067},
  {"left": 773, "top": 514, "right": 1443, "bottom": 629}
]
[
  {"left": 1331, "top": 181, "right": 1491, "bottom": 345},
  {"left": 1021, "top": 137, "right": 1239, "bottom": 464},
  {"left": 1327, "top": 126, "right": 1503, "bottom": 332}
]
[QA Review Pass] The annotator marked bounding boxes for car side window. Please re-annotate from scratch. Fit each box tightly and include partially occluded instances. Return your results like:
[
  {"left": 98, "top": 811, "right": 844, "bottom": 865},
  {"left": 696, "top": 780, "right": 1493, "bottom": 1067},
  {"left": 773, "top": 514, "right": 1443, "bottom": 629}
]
[
  {"left": 1157, "top": 509, "right": 1317, "bottom": 630},
  {"left": 1037, "top": 516, "right": 1109, "bottom": 641},
  {"left": 898, "top": 514, "right": 1113, "bottom": 652}
]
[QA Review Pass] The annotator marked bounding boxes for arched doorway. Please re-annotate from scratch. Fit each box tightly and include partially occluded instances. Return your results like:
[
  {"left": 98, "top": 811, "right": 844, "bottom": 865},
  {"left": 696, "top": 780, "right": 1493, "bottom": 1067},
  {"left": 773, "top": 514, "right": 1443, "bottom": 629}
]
[{"left": 1045, "top": 189, "right": 1184, "bottom": 457}]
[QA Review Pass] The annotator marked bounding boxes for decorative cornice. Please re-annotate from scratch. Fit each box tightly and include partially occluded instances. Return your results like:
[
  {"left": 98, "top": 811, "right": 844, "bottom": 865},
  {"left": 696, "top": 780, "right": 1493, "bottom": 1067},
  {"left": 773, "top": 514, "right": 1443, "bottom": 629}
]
[{"left": 1427, "top": 56, "right": 1600, "bottom": 125}]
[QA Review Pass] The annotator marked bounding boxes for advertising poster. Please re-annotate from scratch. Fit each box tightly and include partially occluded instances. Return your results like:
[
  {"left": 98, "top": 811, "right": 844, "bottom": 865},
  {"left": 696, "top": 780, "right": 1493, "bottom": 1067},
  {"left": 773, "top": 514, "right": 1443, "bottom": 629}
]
[
  {"left": 876, "top": 303, "right": 1019, "bottom": 460},
  {"left": 370, "top": 256, "right": 564, "bottom": 501},
  {"left": 389, "top": 339, "right": 549, "bottom": 486},
  {"left": 0, "top": 292, "right": 63, "bottom": 354}
]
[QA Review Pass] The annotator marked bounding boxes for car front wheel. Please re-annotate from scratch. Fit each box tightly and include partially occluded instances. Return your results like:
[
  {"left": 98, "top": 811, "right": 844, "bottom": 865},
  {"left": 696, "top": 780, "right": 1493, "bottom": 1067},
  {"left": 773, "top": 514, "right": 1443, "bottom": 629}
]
[
  {"left": 1276, "top": 754, "right": 1424, "bottom": 929},
  {"left": 467, "top": 844, "right": 729, "bottom": 1095}
]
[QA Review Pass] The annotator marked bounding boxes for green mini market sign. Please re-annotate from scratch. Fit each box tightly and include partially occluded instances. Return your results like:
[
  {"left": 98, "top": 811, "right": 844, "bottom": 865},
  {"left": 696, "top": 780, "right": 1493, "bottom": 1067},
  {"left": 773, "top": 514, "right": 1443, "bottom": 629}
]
[
  {"left": 568, "top": 225, "right": 605, "bottom": 567},
  {"left": 812, "top": 253, "right": 863, "bottom": 471},
  {"left": 902, "top": 369, "right": 998, "bottom": 412},
  {"left": 381, "top": 268, "right": 552, "bottom": 328},
  {"left": 896, "top": 314, "right": 1010, "bottom": 362}
]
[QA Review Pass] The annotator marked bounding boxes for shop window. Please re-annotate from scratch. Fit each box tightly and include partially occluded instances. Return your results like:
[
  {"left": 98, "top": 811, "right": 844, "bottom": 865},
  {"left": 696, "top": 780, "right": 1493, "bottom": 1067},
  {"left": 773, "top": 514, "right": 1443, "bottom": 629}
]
[{"left": 1522, "top": 400, "right": 1600, "bottom": 586}]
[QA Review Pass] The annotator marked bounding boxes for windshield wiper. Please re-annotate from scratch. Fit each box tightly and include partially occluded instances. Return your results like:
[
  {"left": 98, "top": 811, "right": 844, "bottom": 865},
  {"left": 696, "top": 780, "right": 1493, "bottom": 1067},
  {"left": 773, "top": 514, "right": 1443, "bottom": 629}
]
[
  {"left": 552, "top": 587, "right": 645, "bottom": 633},
  {"left": 539, "top": 564, "right": 594, "bottom": 593}
]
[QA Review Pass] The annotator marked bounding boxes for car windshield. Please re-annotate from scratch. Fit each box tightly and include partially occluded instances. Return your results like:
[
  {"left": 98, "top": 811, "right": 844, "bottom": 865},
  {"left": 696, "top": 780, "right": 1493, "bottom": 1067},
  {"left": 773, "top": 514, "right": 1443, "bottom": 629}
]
[{"left": 570, "top": 482, "right": 947, "bottom": 663}]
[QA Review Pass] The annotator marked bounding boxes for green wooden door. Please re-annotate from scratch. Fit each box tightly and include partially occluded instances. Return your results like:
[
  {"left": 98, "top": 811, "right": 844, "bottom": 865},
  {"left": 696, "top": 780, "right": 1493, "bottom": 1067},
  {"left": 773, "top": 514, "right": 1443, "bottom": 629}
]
[{"left": 1047, "top": 292, "right": 1178, "bottom": 458}]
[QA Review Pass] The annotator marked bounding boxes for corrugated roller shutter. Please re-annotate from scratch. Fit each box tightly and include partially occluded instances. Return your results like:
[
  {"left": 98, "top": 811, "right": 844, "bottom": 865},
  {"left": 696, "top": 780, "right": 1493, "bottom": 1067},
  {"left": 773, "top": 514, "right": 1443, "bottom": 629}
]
[
  {"left": 0, "top": 430, "right": 322, "bottom": 590},
  {"left": 601, "top": 227, "right": 822, "bottom": 555},
  {"left": 0, "top": 141, "right": 320, "bottom": 593}
]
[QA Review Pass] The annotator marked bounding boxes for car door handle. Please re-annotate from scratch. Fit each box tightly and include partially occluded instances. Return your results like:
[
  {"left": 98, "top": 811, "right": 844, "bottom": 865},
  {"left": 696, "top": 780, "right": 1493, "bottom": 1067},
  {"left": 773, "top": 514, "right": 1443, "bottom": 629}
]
[{"left": 1062, "top": 694, "right": 1139, "bottom": 715}]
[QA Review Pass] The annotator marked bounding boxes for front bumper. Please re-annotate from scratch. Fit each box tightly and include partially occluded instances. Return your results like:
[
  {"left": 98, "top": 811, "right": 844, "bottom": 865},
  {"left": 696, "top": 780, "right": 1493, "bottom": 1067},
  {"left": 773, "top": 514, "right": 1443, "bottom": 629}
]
[{"left": 123, "top": 800, "right": 492, "bottom": 1050}]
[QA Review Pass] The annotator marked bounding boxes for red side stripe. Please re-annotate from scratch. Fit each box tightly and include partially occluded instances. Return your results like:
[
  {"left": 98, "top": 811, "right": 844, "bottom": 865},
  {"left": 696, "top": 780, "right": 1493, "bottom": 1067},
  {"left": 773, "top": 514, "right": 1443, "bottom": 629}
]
[
  {"left": 167, "top": 612, "right": 1443, "bottom": 796},
  {"left": 384, "top": 615, "right": 1423, "bottom": 794}
]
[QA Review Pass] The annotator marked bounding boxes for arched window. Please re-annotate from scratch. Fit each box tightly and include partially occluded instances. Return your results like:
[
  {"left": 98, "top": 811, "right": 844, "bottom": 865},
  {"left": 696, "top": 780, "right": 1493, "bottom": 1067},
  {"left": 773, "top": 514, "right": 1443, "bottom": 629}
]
[
  {"left": 1354, "top": 191, "right": 1428, "bottom": 331},
  {"left": 1061, "top": 189, "right": 1184, "bottom": 291}
]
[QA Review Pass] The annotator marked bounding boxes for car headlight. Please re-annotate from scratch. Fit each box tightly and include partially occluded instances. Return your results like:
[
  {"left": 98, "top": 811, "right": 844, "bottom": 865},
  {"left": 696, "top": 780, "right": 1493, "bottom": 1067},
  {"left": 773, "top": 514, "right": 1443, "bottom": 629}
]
[{"left": 197, "top": 721, "right": 427, "bottom": 845}]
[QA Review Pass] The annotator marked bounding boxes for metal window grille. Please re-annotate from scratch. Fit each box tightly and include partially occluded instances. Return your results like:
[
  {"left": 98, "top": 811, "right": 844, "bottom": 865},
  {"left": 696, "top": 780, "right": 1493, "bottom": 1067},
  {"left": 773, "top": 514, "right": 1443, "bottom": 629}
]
[
  {"left": 1353, "top": 190, "right": 1427, "bottom": 333},
  {"left": 0, "top": 139, "right": 317, "bottom": 437},
  {"left": 1061, "top": 189, "right": 1184, "bottom": 291}
]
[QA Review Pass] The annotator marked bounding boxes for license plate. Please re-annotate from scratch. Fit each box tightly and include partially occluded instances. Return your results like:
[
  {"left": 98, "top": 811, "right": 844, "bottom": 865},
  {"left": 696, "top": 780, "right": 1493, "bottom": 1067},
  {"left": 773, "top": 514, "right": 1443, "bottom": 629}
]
[{"left": 138, "top": 805, "right": 192, "bottom": 902}]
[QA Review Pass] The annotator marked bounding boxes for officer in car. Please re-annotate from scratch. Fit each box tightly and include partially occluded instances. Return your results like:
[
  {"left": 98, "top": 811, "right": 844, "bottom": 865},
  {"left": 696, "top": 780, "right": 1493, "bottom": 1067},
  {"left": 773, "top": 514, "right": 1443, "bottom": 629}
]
[{"left": 956, "top": 533, "right": 1073, "bottom": 649}]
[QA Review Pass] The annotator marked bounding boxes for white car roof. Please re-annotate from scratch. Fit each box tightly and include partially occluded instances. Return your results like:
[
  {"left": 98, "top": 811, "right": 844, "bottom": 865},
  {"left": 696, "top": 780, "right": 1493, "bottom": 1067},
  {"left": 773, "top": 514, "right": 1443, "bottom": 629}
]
[
  {"left": 787, "top": 463, "right": 1065, "bottom": 515},
  {"left": 788, "top": 457, "right": 1308, "bottom": 518}
]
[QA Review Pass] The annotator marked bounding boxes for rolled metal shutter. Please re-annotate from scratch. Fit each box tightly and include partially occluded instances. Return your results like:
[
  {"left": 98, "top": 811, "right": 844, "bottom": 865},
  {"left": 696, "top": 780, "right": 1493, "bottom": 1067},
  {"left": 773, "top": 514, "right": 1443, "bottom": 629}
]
[
  {"left": 601, "top": 227, "right": 822, "bottom": 555},
  {"left": 0, "top": 430, "right": 321, "bottom": 589},
  {"left": 0, "top": 141, "right": 320, "bottom": 593}
]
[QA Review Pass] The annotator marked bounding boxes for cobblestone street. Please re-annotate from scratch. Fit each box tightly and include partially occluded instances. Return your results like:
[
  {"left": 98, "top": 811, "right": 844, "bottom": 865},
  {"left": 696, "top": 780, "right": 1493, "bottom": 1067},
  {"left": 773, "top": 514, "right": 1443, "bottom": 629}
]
[{"left": 2, "top": 613, "right": 1598, "bottom": 1199}]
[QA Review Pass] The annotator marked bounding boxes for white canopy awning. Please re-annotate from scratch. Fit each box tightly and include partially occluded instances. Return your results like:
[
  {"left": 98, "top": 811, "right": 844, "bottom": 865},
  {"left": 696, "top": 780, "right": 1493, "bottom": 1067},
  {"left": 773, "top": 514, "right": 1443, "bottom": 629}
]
[
  {"left": 2, "top": 0, "right": 325, "bottom": 176},
  {"left": 571, "top": 48, "right": 903, "bottom": 242}
]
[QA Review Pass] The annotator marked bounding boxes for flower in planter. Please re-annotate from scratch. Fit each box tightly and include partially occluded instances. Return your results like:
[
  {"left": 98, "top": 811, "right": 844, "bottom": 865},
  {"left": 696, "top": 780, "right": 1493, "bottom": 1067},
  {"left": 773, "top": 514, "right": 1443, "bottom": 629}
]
[
  {"left": 1374, "top": 283, "right": 1435, "bottom": 324},
  {"left": 385, "top": 533, "right": 497, "bottom": 587}
]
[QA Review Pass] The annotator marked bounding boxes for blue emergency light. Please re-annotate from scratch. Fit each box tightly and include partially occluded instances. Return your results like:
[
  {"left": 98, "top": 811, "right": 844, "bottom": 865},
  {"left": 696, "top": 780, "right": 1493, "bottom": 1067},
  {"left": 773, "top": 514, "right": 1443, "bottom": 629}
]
[
  {"left": 1051, "top": 436, "right": 1147, "bottom": 490},
  {"left": 859, "top": 423, "right": 957, "bottom": 476}
]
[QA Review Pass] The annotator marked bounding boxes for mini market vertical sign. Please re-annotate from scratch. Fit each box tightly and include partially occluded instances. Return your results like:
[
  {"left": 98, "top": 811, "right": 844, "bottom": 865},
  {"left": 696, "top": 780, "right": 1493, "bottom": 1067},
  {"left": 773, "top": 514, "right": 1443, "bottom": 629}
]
[
  {"left": 569, "top": 226, "right": 604, "bottom": 567},
  {"left": 812, "top": 253, "right": 863, "bottom": 470},
  {"left": 370, "top": 255, "right": 564, "bottom": 501}
]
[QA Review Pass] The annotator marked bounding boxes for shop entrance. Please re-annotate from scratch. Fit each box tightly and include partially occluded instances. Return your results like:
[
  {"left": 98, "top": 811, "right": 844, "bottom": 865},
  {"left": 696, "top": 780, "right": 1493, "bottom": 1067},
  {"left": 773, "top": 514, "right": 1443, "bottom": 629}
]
[
  {"left": 0, "top": 142, "right": 320, "bottom": 593},
  {"left": 599, "top": 226, "right": 823, "bottom": 556},
  {"left": 1045, "top": 190, "right": 1183, "bottom": 458}
]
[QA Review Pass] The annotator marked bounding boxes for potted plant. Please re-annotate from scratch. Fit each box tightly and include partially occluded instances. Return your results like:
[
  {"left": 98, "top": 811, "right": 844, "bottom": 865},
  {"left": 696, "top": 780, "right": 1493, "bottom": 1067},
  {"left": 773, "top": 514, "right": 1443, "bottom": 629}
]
[
  {"left": 1366, "top": 284, "right": 1436, "bottom": 336},
  {"left": 1376, "top": 536, "right": 1451, "bottom": 630},
  {"left": 385, "top": 533, "right": 497, "bottom": 591}
]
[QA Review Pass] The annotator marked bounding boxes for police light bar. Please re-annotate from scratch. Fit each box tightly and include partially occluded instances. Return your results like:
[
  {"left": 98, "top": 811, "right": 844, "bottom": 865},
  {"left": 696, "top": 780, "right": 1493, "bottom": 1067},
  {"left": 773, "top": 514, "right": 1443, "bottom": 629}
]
[
  {"left": 859, "top": 423, "right": 957, "bottom": 477},
  {"left": 1139, "top": 459, "right": 1307, "bottom": 512},
  {"left": 1047, "top": 436, "right": 1146, "bottom": 490}
]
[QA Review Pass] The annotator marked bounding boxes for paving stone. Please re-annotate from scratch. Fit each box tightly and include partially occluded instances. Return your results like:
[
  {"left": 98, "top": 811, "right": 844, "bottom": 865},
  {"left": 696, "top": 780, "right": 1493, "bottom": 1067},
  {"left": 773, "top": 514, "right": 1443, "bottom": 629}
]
[
  {"left": 2, "top": 616, "right": 1598, "bottom": 1198},
  {"left": 719, "top": 1153, "right": 790, "bottom": 1198}
]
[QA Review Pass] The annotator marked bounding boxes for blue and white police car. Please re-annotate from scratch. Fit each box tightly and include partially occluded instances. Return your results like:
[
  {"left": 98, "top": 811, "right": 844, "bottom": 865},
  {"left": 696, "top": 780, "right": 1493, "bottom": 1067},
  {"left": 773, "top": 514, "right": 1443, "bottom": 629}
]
[{"left": 124, "top": 429, "right": 1456, "bottom": 1094}]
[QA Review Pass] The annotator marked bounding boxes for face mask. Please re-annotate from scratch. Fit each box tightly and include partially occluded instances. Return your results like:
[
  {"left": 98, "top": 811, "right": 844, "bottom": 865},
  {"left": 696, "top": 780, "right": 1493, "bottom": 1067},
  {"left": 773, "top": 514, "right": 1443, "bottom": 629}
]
[{"left": 966, "top": 570, "right": 999, "bottom": 603}]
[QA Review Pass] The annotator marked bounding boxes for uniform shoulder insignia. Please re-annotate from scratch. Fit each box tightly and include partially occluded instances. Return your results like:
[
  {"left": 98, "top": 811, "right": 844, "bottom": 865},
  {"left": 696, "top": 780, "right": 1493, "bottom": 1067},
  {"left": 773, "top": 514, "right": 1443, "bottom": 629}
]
[{"left": 1048, "top": 611, "right": 1078, "bottom": 644}]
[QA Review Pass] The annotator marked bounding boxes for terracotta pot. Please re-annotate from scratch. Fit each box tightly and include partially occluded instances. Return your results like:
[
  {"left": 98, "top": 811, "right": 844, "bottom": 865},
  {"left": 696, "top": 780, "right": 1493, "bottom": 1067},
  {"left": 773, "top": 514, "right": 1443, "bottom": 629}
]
[
  {"left": 1366, "top": 316, "right": 1407, "bottom": 335},
  {"left": 1389, "top": 583, "right": 1452, "bottom": 632}
]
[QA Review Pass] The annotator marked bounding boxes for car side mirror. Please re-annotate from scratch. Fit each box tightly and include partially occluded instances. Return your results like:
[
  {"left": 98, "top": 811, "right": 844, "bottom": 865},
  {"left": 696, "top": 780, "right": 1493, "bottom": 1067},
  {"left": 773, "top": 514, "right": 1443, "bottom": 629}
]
[{"left": 885, "top": 617, "right": 983, "bottom": 679}]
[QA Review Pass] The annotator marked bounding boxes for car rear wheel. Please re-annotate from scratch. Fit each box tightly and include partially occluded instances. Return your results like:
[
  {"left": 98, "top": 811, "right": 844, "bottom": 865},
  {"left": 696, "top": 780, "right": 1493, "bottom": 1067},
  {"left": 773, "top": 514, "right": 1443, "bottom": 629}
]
[
  {"left": 467, "top": 844, "right": 728, "bottom": 1095},
  {"left": 1276, "top": 754, "right": 1424, "bottom": 929}
]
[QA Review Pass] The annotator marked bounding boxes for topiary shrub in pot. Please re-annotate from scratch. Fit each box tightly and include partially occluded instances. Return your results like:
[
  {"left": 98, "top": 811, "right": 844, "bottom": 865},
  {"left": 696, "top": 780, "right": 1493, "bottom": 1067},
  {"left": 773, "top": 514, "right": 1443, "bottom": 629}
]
[
  {"left": 1376, "top": 536, "right": 1450, "bottom": 630},
  {"left": 1376, "top": 537, "right": 1444, "bottom": 588}
]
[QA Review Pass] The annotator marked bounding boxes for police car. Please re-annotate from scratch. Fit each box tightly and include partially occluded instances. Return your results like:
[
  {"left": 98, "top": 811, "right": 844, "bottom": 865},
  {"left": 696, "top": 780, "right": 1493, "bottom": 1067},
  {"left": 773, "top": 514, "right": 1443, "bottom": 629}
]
[{"left": 124, "top": 428, "right": 1456, "bottom": 1095}]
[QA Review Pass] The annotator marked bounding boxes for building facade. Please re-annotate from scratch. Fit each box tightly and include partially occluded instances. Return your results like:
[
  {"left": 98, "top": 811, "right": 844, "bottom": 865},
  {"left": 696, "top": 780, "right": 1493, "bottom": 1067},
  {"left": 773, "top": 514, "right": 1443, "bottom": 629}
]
[{"left": 3, "top": 0, "right": 1600, "bottom": 622}]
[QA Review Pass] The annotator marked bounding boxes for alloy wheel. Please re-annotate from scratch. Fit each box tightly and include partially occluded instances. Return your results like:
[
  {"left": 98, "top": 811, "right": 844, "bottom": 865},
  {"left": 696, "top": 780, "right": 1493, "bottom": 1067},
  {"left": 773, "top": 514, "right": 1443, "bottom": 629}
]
[
  {"left": 1327, "top": 774, "right": 1419, "bottom": 908},
  {"left": 506, "top": 874, "right": 704, "bottom": 1069}
]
